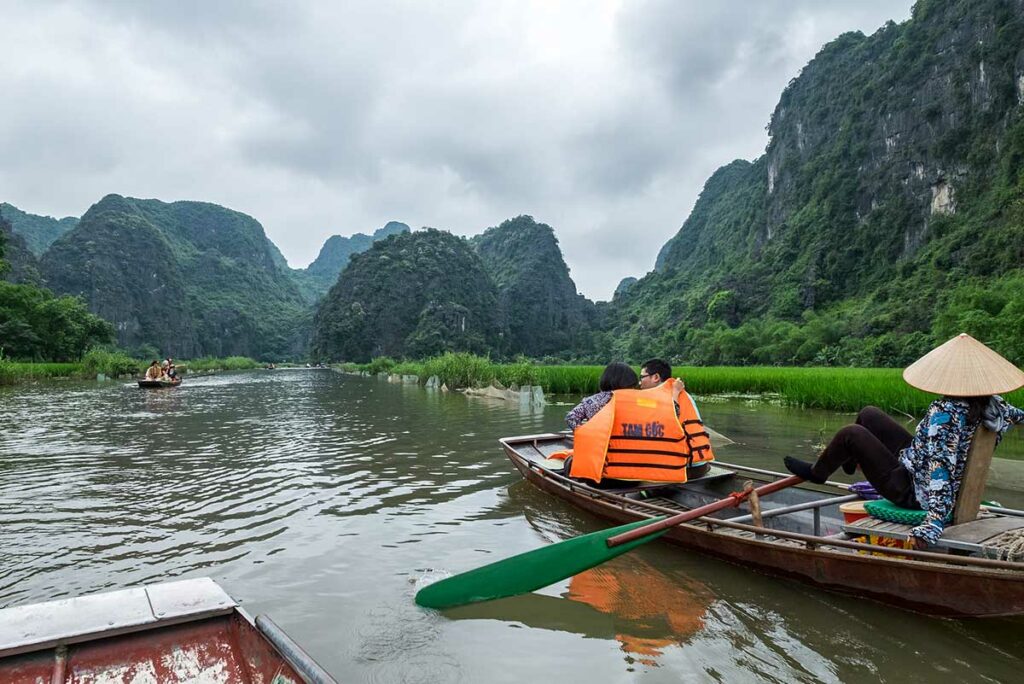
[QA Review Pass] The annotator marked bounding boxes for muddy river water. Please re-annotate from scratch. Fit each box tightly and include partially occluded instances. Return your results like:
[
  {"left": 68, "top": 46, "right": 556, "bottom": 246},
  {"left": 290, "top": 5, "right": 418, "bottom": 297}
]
[{"left": 1, "top": 369, "right": 1022, "bottom": 682}]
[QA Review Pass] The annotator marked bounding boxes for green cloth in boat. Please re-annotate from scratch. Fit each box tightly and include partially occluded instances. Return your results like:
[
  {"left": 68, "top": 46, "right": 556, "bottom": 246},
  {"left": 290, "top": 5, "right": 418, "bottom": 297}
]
[{"left": 863, "top": 499, "right": 952, "bottom": 525}]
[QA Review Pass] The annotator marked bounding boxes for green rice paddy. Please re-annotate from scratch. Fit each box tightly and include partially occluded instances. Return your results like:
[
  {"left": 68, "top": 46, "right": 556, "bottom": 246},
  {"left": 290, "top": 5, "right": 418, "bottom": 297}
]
[{"left": 343, "top": 353, "right": 1024, "bottom": 416}]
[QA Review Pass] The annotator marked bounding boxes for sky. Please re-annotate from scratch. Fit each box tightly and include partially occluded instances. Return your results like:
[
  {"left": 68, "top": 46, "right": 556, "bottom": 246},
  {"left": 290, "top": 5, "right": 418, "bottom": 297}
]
[{"left": 0, "top": 1, "right": 914, "bottom": 300}]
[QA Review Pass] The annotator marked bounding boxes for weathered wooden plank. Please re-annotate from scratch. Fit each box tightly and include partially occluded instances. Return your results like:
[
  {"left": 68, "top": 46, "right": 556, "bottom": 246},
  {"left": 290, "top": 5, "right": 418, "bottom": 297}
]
[
  {"left": 954, "top": 426, "right": 998, "bottom": 524},
  {"left": 943, "top": 516, "right": 1024, "bottom": 544}
]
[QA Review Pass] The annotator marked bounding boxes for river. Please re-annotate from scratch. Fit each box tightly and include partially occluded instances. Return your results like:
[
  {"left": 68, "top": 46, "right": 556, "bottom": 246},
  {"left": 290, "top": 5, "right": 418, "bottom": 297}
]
[{"left": 1, "top": 369, "right": 1022, "bottom": 682}]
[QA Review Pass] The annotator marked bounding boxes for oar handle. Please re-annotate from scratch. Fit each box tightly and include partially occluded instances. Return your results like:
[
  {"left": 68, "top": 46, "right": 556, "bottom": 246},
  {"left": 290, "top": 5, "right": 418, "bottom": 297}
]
[{"left": 606, "top": 474, "right": 803, "bottom": 548}]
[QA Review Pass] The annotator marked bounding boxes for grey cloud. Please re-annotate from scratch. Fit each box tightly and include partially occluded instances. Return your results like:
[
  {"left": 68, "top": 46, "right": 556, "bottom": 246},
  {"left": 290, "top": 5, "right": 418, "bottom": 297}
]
[{"left": 1, "top": 1, "right": 913, "bottom": 300}]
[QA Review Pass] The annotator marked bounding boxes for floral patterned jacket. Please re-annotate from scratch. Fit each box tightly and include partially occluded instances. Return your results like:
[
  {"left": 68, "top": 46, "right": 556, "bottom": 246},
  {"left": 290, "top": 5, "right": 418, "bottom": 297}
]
[{"left": 901, "top": 396, "right": 1024, "bottom": 544}]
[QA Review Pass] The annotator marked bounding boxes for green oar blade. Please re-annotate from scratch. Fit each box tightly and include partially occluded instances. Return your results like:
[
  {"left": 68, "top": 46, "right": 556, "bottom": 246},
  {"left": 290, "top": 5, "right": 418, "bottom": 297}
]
[{"left": 415, "top": 516, "right": 667, "bottom": 610}]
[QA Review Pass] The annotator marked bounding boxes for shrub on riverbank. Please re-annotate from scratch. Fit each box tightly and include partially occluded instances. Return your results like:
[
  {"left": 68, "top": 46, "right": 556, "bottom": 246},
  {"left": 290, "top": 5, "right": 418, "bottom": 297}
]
[
  {"left": 82, "top": 347, "right": 140, "bottom": 378},
  {"left": 421, "top": 352, "right": 493, "bottom": 389}
]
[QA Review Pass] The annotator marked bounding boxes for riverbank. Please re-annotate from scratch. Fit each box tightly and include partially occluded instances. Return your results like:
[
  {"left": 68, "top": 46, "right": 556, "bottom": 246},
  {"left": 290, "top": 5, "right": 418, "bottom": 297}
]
[
  {"left": 0, "top": 352, "right": 262, "bottom": 386},
  {"left": 340, "top": 353, "right": 1024, "bottom": 415}
]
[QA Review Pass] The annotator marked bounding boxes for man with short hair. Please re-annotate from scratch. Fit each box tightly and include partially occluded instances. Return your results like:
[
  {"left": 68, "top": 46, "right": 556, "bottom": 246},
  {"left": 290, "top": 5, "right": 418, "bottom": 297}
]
[{"left": 639, "top": 358, "right": 673, "bottom": 390}]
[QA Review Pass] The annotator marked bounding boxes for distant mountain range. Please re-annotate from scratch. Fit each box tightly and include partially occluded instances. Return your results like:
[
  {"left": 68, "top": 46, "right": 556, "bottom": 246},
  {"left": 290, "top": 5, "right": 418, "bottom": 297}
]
[
  {"left": 293, "top": 221, "right": 409, "bottom": 302},
  {"left": 0, "top": 202, "right": 77, "bottom": 256},
  {"left": 2, "top": 196, "right": 408, "bottom": 359},
  {"left": 4, "top": 196, "right": 598, "bottom": 361},
  {"left": 312, "top": 216, "right": 598, "bottom": 362}
]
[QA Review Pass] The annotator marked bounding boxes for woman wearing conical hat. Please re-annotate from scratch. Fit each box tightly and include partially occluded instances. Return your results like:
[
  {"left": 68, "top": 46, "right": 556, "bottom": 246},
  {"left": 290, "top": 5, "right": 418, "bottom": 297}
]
[{"left": 784, "top": 334, "right": 1024, "bottom": 548}]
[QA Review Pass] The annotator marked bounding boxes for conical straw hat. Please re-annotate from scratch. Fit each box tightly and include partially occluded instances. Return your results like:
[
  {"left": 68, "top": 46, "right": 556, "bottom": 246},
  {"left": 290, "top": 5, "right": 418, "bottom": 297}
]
[{"left": 903, "top": 333, "right": 1024, "bottom": 396}]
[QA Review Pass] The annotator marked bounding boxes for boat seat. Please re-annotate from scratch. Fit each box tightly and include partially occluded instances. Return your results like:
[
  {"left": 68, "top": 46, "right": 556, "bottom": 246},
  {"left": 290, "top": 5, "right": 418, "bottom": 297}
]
[{"left": 841, "top": 514, "right": 1024, "bottom": 559}]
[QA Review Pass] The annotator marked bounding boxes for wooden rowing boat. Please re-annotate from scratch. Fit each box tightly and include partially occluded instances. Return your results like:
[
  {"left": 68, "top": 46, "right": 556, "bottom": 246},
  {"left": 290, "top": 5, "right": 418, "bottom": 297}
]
[
  {"left": 137, "top": 378, "right": 181, "bottom": 388},
  {"left": 0, "top": 578, "right": 335, "bottom": 683},
  {"left": 502, "top": 433, "right": 1024, "bottom": 617}
]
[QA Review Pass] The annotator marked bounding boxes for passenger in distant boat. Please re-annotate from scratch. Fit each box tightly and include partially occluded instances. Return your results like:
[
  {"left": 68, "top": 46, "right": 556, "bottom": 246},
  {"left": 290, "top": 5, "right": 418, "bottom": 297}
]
[
  {"left": 565, "top": 362, "right": 640, "bottom": 429},
  {"left": 145, "top": 360, "right": 162, "bottom": 380},
  {"left": 638, "top": 358, "right": 673, "bottom": 390},
  {"left": 783, "top": 334, "right": 1024, "bottom": 549},
  {"left": 166, "top": 359, "right": 178, "bottom": 381}
]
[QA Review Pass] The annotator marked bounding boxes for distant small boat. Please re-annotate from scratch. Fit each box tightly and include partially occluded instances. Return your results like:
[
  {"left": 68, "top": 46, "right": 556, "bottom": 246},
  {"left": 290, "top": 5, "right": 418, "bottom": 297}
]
[
  {"left": 0, "top": 577, "right": 336, "bottom": 683},
  {"left": 137, "top": 378, "right": 182, "bottom": 388}
]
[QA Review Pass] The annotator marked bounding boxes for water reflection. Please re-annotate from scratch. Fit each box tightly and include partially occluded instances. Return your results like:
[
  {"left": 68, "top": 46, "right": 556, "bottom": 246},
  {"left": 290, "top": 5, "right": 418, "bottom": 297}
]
[{"left": 448, "top": 556, "right": 712, "bottom": 668}]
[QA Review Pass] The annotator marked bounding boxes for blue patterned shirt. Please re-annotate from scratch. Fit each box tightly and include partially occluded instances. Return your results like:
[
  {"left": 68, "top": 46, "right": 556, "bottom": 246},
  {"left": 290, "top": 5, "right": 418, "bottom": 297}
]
[{"left": 900, "top": 396, "right": 1024, "bottom": 544}]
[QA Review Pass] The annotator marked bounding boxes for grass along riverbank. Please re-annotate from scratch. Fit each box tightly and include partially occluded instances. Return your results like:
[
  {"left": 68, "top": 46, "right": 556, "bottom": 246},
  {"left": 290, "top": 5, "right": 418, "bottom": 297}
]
[
  {"left": 0, "top": 350, "right": 262, "bottom": 386},
  {"left": 342, "top": 353, "right": 1024, "bottom": 415}
]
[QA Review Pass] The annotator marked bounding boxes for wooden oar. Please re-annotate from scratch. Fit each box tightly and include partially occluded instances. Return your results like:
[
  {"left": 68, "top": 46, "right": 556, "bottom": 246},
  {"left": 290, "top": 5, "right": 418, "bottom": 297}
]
[{"left": 415, "top": 474, "right": 803, "bottom": 609}]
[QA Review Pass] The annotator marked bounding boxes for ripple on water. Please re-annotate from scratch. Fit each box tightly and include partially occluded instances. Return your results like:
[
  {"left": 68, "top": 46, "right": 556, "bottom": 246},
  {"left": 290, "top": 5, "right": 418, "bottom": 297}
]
[{"left": 4, "top": 372, "right": 1024, "bottom": 682}]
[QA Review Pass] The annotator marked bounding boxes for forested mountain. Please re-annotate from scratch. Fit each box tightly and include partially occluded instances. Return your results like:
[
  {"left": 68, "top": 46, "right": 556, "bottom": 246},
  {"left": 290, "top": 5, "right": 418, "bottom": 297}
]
[
  {"left": 0, "top": 202, "right": 77, "bottom": 256},
  {"left": 608, "top": 0, "right": 1024, "bottom": 367},
  {"left": 471, "top": 216, "right": 596, "bottom": 358},
  {"left": 311, "top": 229, "right": 501, "bottom": 361},
  {"left": 39, "top": 195, "right": 308, "bottom": 359},
  {"left": 293, "top": 221, "right": 409, "bottom": 302}
]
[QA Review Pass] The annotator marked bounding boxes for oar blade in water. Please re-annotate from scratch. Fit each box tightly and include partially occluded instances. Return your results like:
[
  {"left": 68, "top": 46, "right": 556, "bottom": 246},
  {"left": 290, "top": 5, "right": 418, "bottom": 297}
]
[{"left": 415, "top": 516, "right": 667, "bottom": 610}]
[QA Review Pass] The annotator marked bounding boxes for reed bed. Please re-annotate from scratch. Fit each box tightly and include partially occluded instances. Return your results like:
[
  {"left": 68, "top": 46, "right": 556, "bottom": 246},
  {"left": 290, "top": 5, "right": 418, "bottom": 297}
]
[{"left": 348, "top": 354, "right": 1024, "bottom": 415}]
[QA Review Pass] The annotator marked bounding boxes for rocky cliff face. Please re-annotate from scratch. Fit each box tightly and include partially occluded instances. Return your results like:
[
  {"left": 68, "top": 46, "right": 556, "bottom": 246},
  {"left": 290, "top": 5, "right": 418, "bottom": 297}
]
[
  {"left": 311, "top": 229, "right": 500, "bottom": 361},
  {"left": 472, "top": 216, "right": 596, "bottom": 358},
  {"left": 615, "top": 0, "right": 1024, "bottom": 365},
  {"left": 39, "top": 195, "right": 308, "bottom": 359},
  {"left": 0, "top": 202, "right": 77, "bottom": 256}
]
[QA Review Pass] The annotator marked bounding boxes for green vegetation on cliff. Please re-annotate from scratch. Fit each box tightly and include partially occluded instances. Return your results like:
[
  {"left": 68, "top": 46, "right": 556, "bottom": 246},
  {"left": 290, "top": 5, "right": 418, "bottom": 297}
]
[
  {"left": 608, "top": 0, "right": 1024, "bottom": 368},
  {"left": 312, "top": 229, "right": 501, "bottom": 361},
  {"left": 472, "top": 215, "right": 596, "bottom": 358}
]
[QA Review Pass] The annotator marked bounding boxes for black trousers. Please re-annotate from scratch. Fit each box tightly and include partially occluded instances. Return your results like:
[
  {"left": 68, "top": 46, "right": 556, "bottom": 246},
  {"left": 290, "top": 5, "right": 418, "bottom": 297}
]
[{"left": 812, "top": 406, "right": 919, "bottom": 508}]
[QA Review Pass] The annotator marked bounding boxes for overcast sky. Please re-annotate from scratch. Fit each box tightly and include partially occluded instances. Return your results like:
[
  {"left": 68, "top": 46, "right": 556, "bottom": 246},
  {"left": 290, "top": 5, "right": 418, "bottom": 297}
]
[{"left": 1, "top": 1, "right": 914, "bottom": 300}]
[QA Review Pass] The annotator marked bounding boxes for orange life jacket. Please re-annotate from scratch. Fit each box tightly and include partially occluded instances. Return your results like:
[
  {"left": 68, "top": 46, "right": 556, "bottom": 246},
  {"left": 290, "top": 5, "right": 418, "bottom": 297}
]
[{"left": 559, "top": 379, "right": 714, "bottom": 483}]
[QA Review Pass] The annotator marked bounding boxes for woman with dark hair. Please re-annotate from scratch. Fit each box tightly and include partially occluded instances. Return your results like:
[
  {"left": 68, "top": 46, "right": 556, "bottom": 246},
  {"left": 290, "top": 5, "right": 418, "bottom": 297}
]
[
  {"left": 784, "top": 334, "right": 1024, "bottom": 548},
  {"left": 565, "top": 362, "right": 640, "bottom": 429}
]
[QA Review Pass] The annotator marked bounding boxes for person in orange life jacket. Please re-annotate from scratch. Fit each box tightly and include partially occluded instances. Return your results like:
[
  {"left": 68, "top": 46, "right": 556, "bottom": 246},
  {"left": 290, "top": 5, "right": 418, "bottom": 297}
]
[
  {"left": 561, "top": 360, "right": 704, "bottom": 485},
  {"left": 565, "top": 359, "right": 685, "bottom": 430},
  {"left": 562, "top": 377, "right": 707, "bottom": 485}
]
